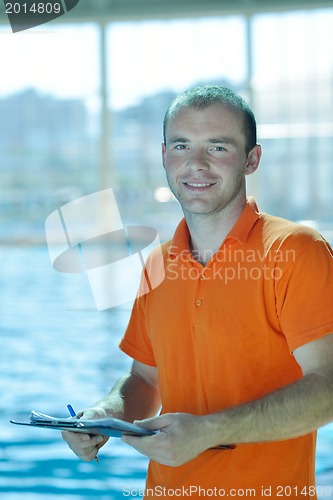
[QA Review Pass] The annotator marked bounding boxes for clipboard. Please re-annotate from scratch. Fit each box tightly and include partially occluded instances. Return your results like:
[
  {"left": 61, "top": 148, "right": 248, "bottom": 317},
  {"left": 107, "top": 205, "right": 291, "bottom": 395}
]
[{"left": 10, "top": 411, "right": 155, "bottom": 438}]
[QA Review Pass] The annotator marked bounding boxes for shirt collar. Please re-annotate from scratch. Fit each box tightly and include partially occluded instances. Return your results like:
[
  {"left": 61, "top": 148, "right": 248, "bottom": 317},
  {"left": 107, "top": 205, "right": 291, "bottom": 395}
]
[{"left": 168, "top": 197, "right": 260, "bottom": 258}]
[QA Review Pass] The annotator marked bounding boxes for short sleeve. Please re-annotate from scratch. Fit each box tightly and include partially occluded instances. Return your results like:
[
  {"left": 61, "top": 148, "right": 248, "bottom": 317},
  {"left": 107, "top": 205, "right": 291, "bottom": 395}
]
[
  {"left": 119, "top": 294, "right": 157, "bottom": 367},
  {"left": 276, "top": 235, "right": 333, "bottom": 352}
]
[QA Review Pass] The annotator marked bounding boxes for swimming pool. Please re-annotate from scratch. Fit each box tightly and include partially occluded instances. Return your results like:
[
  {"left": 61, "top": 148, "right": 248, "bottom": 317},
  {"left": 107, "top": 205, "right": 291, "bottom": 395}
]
[{"left": 1, "top": 246, "right": 332, "bottom": 499}]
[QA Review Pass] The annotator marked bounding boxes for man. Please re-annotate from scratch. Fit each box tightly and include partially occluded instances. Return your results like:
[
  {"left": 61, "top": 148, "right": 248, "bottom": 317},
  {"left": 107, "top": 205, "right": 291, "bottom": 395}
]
[{"left": 63, "top": 86, "right": 333, "bottom": 497}]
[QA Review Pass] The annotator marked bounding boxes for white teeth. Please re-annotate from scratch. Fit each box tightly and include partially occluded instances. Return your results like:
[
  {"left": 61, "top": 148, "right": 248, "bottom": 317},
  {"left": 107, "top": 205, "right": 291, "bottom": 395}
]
[{"left": 186, "top": 183, "right": 212, "bottom": 187}]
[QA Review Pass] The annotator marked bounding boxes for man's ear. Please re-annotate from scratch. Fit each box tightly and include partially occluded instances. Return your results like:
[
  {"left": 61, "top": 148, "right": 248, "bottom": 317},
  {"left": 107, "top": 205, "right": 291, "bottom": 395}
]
[
  {"left": 162, "top": 142, "right": 166, "bottom": 170},
  {"left": 245, "top": 144, "right": 262, "bottom": 176}
]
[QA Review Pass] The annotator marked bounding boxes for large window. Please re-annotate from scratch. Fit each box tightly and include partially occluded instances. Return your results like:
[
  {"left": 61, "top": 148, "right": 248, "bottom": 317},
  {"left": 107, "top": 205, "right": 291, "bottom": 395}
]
[
  {"left": 1, "top": 10, "right": 332, "bottom": 243},
  {"left": 0, "top": 24, "right": 100, "bottom": 241},
  {"left": 252, "top": 9, "right": 333, "bottom": 222}
]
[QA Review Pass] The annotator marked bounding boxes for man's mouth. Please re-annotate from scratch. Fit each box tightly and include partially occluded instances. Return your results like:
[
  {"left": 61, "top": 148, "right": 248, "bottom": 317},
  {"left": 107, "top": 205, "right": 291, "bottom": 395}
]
[{"left": 183, "top": 182, "right": 215, "bottom": 188}]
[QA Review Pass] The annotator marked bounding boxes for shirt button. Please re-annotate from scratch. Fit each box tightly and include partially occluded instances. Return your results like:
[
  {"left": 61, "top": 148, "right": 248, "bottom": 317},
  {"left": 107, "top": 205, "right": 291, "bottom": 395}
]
[
  {"left": 200, "top": 274, "right": 206, "bottom": 280},
  {"left": 195, "top": 299, "right": 202, "bottom": 307}
]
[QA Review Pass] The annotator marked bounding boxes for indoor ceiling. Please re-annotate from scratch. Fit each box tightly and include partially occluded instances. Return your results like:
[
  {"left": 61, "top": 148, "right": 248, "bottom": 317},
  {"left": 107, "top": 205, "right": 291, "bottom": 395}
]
[{"left": 65, "top": 0, "right": 333, "bottom": 22}]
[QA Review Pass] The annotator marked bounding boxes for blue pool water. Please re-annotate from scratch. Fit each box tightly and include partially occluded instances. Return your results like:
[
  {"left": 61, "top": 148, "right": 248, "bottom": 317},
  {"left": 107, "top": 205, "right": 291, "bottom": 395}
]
[{"left": 1, "top": 245, "right": 333, "bottom": 499}]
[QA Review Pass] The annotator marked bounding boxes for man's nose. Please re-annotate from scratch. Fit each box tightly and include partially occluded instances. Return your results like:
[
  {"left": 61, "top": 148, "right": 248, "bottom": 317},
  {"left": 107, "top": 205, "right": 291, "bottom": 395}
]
[{"left": 186, "top": 149, "right": 209, "bottom": 170}]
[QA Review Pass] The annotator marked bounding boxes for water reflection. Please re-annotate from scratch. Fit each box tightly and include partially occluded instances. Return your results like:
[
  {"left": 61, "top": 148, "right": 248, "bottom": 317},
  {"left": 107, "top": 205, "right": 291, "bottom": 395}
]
[{"left": 1, "top": 246, "right": 333, "bottom": 498}]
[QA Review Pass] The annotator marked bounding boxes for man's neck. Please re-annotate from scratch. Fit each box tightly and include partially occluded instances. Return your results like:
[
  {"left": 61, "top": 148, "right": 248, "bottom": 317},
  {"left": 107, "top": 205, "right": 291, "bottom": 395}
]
[{"left": 184, "top": 200, "right": 246, "bottom": 266}]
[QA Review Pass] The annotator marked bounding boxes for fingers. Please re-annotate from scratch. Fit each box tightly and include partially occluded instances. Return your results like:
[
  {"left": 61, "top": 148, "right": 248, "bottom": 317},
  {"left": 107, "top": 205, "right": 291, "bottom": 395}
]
[
  {"left": 122, "top": 413, "right": 210, "bottom": 467},
  {"left": 78, "top": 406, "right": 109, "bottom": 420},
  {"left": 62, "top": 431, "right": 105, "bottom": 462},
  {"left": 134, "top": 413, "right": 173, "bottom": 431},
  {"left": 61, "top": 406, "right": 111, "bottom": 461},
  {"left": 121, "top": 433, "right": 157, "bottom": 458}
]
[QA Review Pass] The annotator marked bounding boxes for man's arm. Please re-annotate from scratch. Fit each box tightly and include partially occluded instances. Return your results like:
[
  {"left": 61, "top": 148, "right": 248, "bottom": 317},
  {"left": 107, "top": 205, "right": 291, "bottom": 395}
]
[
  {"left": 92, "top": 360, "right": 160, "bottom": 422},
  {"left": 123, "top": 333, "right": 333, "bottom": 466},
  {"left": 62, "top": 360, "right": 160, "bottom": 461},
  {"left": 210, "top": 331, "right": 333, "bottom": 443}
]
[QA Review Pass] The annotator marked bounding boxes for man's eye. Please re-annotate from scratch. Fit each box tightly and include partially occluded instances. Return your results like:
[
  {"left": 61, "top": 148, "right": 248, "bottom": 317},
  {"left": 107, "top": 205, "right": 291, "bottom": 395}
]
[
  {"left": 212, "top": 146, "right": 226, "bottom": 152},
  {"left": 175, "top": 144, "right": 187, "bottom": 150}
]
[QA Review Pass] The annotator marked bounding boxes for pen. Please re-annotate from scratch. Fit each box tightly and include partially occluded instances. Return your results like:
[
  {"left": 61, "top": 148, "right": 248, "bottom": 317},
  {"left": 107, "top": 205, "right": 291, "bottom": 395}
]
[
  {"left": 67, "top": 404, "right": 76, "bottom": 418},
  {"left": 66, "top": 404, "right": 99, "bottom": 463}
]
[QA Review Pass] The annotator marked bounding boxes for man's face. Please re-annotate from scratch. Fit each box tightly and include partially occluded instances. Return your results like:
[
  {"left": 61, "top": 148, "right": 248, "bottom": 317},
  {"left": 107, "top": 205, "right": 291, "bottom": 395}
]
[{"left": 162, "top": 103, "right": 260, "bottom": 217}]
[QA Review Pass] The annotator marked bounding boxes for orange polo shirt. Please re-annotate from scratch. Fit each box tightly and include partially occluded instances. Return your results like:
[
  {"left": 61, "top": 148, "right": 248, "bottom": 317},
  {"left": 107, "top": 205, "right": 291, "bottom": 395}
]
[{"left": 119, "top": 199, "right": 333, "bottom": 498}]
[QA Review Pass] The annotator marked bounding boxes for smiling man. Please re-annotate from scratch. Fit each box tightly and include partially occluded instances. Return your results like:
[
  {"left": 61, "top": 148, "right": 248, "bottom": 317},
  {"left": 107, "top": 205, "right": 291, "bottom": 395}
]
[
  {"left": 161, "top": 90, "right": 261, "bottom": 265},
  {"left": 62, "top": 86, "right": 333, "bottom": 498}
]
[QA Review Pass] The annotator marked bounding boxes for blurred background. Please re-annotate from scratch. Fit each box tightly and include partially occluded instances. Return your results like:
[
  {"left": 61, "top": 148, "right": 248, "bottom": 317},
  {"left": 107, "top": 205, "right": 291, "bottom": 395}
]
[{"left": 1, "top": 0, "right": 333, "bottom": 498}]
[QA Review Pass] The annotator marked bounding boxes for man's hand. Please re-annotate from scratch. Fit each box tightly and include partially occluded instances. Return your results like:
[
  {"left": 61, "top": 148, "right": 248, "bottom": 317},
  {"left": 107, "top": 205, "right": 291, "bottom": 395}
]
[
  {"left": 122, "top": 413, "right": 213, "bottom": 466},
  {"left": 62, "top": 360, "right": 161, "bottom": 462},
  {"left": 61, "top": 406, "right": 109, "bottom": 462}
]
